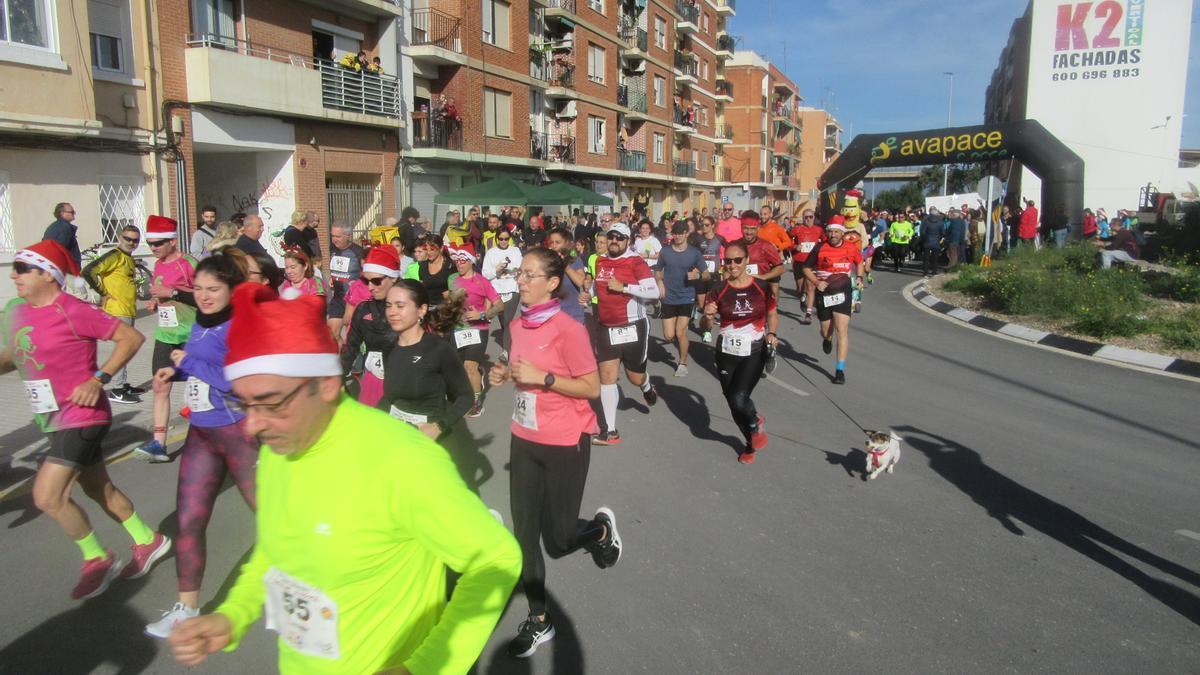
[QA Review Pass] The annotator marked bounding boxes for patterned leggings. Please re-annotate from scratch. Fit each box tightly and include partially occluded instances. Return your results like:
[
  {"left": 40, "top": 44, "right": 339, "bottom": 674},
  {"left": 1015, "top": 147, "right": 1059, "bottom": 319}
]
[{"left": 175, "top": 422, "right": 258, "bottom": 593}]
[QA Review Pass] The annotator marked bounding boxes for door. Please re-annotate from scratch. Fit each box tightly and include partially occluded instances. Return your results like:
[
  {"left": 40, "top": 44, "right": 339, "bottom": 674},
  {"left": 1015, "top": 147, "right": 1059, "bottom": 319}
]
[{"left": 410, "top": 175, "right": 450, "bottom": 225}]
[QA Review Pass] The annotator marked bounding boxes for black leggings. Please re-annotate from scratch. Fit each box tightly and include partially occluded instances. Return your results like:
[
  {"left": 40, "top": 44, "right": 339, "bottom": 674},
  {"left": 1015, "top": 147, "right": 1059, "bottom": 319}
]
[
  {"left": 922, "top": 245, "right": 941, "bottom": 275},
  {"left": 510, "top": 433, "right": 603, "bottom": 616},
  {"left": 715, "top": 343, "right": 767, "bottom": 444}
]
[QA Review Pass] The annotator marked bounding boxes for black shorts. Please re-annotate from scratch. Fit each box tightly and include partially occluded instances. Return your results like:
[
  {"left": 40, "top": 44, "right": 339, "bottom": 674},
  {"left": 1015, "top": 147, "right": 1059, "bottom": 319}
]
[
  {"left": 595, "top": 317, "right": 649, "bottom": 374},
  {"left": 455, "top": 327, "right": 490, "bottom": 363},
  {"left": 816, "top": 287, "right": 853, "bottom": 321},
  {"left": 153, "top": 340, "right": 185, "bottom": 373},
  {"left": 46, "top": 424, "right": 109, "bottom": 470},
  {"left": 661, "top": 303, "right": 693, "bottom": 319}
]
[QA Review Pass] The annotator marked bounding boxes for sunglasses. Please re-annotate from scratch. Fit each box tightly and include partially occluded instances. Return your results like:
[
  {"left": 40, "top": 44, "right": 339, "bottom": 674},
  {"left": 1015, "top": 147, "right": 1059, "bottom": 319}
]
[
  {"left": 722, "top": 256, "right": 745, "bottom": 265},
  {"left": 497, "top": 236, "right": 511, "bottom": 241},
  {"left": 147, "top": 239, "right": 171, "bottom": 248},
  {"left": 360, "top": 276, "right": 389, "bottom": 286},
  {"left": 608, "top": 234, "right": 628, "bottom": 241},
  {"left": 121, "top": 235, "right": 141, "bottom": 244},
  {"left": 12, "top": 261, "right": 35, "bottom": 274}
]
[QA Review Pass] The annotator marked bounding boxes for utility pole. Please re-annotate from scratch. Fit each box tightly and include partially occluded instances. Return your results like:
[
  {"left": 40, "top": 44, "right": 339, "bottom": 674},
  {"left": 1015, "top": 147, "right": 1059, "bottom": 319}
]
[{"left": 942, "top": 71, "right": 954, "bottom": 196}]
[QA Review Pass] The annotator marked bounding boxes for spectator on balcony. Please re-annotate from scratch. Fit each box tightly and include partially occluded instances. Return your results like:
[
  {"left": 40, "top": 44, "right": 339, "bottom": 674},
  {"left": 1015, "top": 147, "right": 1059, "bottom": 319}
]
[
  {"left": 339, "top": 50, "right": 366, "bottom": 72},
  {"left": 368, "top": 56, "right": 384, "bottom": 75}
]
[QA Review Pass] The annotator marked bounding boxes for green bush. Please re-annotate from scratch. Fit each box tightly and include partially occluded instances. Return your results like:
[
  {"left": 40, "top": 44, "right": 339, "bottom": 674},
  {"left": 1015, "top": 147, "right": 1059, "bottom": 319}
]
[
  {"left": 1144, "top": 267, "right": 1200, "bottom": 303},
  {"left": 1157, "top": 309, "right": 1200, "bottom": 350}
]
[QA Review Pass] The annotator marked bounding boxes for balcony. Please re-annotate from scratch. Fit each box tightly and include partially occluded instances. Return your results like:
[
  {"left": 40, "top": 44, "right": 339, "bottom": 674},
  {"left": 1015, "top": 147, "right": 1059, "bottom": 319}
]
[
  {"left": 673, "top": 52, "right": 698, "bottom": 85},
  {"left": 409, "top": 9, "right": 466, "bottom": 67},
  {"left": 546, "top": 60, "right": 578, "bottom": 99},
  {"left": 714, "top": 123, "right": 733, "bottom": 143},
  {"left": 715, "top": 34, "right": 735, "bottom": 58},
  {"left": 531, "top": 131, "right": 549, "bottom": 160},
  {"left": 184, "top": 35, "right": 402, "bottom": 128},
  {"left": 412, "top": 112, "right": 463, "bottom": 150},
  {"left": 674, "top": 160, "right": 696, "bottom": 178},
  {"left": 546, "top": 0, "right": 576, "bottom": 19},
  {"left": 675, "top": 0, "right": 699, "bottom": 33},
  {"left": 618, "top": 24, "right": 649, "bottom": 59},
  {"left": 618, "top": 148, "right": 646, "bottom": 172},
  {"left": 673, "top": 106, "right": 696, "bottom": 133},
  {"left": 716, "top": 0, "right": 736, "bottom": 16},
  {"left": 547, "top": 134, "right": 577, "bottom": 164},
  {"left": 714, "top": 80, "right": 734, "bottom": 102}
]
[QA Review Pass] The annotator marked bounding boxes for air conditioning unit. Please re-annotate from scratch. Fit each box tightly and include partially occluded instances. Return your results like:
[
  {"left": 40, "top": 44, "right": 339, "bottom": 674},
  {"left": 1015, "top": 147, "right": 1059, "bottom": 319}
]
[{"left": 555, "top": 100, "right": 577, "bottom": 118}]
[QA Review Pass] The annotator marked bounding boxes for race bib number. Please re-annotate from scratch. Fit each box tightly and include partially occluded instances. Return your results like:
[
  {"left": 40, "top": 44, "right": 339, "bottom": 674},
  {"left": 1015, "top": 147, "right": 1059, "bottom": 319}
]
[
  {"left": 608, "top": 325, "right": 637, "bottom": 345},
  {"left": 721, "top": 334, "right": 752, "bottom": 357},
  {"left": 454, "top": 329, "right": 482, "bottom": 349},
  {"left": 364, "top": 351, "right": 385, "bottom": 379},
  {"left": 513, "top": 389, "right": 538, "bottom": 430},
  {"left": 705, "top": 259, "right": 716, "bottom": 273},
  {"left": 799, "top": 241, "right": 816, "bottom": 253},
  {"left": 389, "top": 406, "right": 428, "bottom": 425},
  {"left": 22, "top": 379, "right": 58, "bottom": 414},
  {"left": 745, "top": 264, "right": 760, "bottom": 276},
  {"left": 264, "top": 567, "right": 339, "bottom": 660},
  {"left": 157, "top": 305, "right": 179, "bottom": 328},
  {"left": 329, "top": 256, "right": 351, "bottom": 274},
  {"left": 501, "top": 293, "right": 514, "bottom": 302},
  {"left": 822, "top": 292, "right": 846, "bottom": 307},
  {"left": 184, "top": 377, "right": 214, "bottom": 413}
]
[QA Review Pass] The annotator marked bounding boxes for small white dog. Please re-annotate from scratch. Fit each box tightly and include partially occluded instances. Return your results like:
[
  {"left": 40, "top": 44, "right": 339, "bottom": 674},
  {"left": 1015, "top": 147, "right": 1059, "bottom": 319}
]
[{"left": 863, "top": 430, "right": 902, "bottom": 480}]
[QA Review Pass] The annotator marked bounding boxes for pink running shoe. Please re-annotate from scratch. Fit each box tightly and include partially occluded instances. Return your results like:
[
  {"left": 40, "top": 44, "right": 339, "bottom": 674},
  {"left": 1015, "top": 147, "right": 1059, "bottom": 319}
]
[
  {"left": 120, "top": 533, "right": 172, "bottom": 579},
  {"left": 71, "top": 551, "right": 121, "bottom": 600}
]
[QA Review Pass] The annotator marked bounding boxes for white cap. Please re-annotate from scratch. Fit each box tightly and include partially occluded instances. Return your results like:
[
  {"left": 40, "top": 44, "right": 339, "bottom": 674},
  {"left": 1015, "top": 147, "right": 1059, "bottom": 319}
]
[{"left": 607, "top": 222, "right": 631, "bottom": 238}]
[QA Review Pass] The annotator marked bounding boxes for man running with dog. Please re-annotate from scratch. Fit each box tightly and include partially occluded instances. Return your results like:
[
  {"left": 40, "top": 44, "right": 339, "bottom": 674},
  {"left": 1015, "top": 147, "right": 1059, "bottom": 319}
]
[{"left": 801, "top": 215, "right": 863, "bottom": 385}]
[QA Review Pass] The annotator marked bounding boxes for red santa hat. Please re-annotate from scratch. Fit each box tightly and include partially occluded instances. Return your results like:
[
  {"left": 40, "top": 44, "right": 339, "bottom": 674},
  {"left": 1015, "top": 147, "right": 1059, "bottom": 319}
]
[
  {"left": 845, "top": 188, "right": 864, "bottom": 200},
  {"left": 361, "top": 244, "right": 401, "bottom": 278},
  {"left": 825, "top": 215, "right": 847, "bottom": 231},
  {"left": 145, "top": 215, "right": 179, "bottom": 239},
  {"left": 15, "top": 240, "right": 80, "bottom": 286},
  {"left": 447, "top": 243, "right": 477, "bottom": 264},
  {"left": 224, "top": 283, "right": 341, "bottom": 381}
]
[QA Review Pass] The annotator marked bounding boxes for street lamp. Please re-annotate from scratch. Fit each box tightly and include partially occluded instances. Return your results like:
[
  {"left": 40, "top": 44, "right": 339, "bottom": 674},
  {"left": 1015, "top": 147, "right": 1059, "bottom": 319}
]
[{"left": 942, "top": 71, "right": 954, "bottom": 196}]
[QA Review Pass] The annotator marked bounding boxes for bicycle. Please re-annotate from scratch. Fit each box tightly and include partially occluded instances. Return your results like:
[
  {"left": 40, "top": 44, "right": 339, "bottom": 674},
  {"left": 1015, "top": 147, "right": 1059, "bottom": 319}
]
[{"left": 76, "top": 243, "right": 154, "bottom": 304}]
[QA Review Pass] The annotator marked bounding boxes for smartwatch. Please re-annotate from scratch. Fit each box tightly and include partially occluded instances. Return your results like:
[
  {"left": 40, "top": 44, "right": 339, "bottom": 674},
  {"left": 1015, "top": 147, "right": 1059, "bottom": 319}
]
[
  {"left": 544, "top": 373, "right": 556, "bottom": 388},
  {"left": 93, "top": 370, "right": 112, "bottom": 385}
]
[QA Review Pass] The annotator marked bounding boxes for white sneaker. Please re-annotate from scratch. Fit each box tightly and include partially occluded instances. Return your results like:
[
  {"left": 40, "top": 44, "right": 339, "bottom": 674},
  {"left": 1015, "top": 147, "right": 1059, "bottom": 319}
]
[
  {"left": 145, "top": 602, "right": 199, "bottom": 639},
  {"left": 674, "top": 364, "right": 689, "bottom": 377}
]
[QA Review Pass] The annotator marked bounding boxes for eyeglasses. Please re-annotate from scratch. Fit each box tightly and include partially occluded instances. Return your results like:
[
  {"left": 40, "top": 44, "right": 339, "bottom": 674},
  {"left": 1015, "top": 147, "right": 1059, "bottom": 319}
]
[
  {"left": 722, "top": 256, "right": 745, "bottom": 265},
  {"left": 515, "top": 270, "right": 548, "bottom": 281},
  {"left": 608, "top": 234, "right": 628, "bottom": 241},
  {"left": 360, "top": 275, "right": 389, "bottom": 286},
  {"left": 147, "top": 239, "right": 171, "bottom": 248},
  {"left": 497, "top": 236, "right": 511, "bottom": 242},
  {"left": 121, "top": 236, "right": 140, "bottom": 244},
  {"left": 12, "top": 261, "right": 35, "bottom": 274},
  {"left": 226, "top": 379, "right": 310, "bottom": 418},
  {"left": 803, "top": 215, "right": 815, "bottom": 220}
]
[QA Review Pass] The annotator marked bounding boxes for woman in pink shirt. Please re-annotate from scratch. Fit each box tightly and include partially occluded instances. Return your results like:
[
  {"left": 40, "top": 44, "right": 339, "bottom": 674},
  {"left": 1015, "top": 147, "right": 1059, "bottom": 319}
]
[
  {"left": 448, "top": 244, "right": 499, "bottom": 419},
  {"left": 487, "top": 247, "right": 623, "bottom": 659},
  {"left": 280, "top": 248, "right": 325, "bottom": 301}
]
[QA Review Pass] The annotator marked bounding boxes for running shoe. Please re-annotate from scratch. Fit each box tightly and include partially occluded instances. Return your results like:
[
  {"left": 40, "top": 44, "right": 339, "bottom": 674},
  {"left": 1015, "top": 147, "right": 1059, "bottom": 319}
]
[
  {"left": 145, "top": 602, "right": 199, "bottom": 639},
  {"left": 853, "top": 302, "right": 862, "bottom": 314},
  {"left": 642, "top": 384, "right": 658, "bottom": 407},
  {"left": 822, "top": 337, "right": 833, "bottom": 354},
  {"left": 674, "top": 363, "right": 689, "bottom": 377},
  {"left": 738, "top": 447, "right": 757, "bottom": 465},
  {"left": 466, "top": 400, "right": 484, "bottom": 419},
  {"left": 120, "top": 532, "right": 172, "bottom": 579},
  {"left": 509, "top": 614, "right": 555, "bottom": 658},
  {"left": 702, "top": 330, "right": 713, "bottom": 344},
  {"left": 764, "top": 344, "right": 777, "bottom": 375},
  {"left": 70, "top": 551, "right": 121, "bottom": 600},
  {"left": 833, "top": 369, "right": 846, "bottom": 385},
  {"left": 750, "top": 415, "right": 768, "bottom": 450},
  {"left": 593, "top": 430, "right": 622, "bottom": 446},
  {"left": 125, "top": 384, "right": 147, "bottom": 395},
  {"left": 107, "top": 387, "right": 140, "bottom": 405},
  {"left": 800, "top": 312, "right": 812, "bottom": 325},
  {"left": 133, "top": 440, "right": 170, "bottom": 463},
  {"left": 866, "top": 273, "right": 874, "bottom": 285},
  {"left": 591, "top": 506, "right": 622, "bottom": 569}
]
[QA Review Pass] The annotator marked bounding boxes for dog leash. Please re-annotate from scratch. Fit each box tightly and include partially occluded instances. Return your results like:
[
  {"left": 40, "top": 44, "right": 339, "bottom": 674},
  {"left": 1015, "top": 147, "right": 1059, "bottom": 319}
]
[{"left": 777, "top": 341, "right": 868, "bottom": 433}]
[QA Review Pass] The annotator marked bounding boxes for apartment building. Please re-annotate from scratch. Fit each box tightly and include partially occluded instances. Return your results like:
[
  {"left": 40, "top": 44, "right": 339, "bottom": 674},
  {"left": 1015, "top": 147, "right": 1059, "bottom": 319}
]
[
  {"left": 721, "top": 50, "right": 804, "bottom": 215},
  {"left": 401, "top": 0, "right": 737, "bottom": 220},
  {"left": 795, "top": 106, "right": 841, "bottom": 213},
  {"left": 0, "top": 0, "right": 159, "bottom": 297},
  {"left": 158, "top": 0, "right": 406, "bottom": 259}
]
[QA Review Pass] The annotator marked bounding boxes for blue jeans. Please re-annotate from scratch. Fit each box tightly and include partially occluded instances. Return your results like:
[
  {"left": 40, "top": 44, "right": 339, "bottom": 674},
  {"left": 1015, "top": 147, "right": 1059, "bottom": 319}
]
[{"left": 1053, "top": 228, "right": 1069, "bottom": 249}]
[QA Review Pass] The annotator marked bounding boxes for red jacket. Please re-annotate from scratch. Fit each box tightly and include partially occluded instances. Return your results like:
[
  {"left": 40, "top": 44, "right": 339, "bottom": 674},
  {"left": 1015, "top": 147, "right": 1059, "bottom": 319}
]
[
  {"left": 1082, "top": 213, "right": 1097, "bottom": 237},
  {"left": 1018, "top": 206, "right": 1039, "bottom": 239}
]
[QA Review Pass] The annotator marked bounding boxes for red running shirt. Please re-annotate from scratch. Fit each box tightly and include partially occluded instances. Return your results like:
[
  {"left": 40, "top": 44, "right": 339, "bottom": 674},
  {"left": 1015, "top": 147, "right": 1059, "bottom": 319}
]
[
  {"left": 805, "top": 241, "right": 863, "bottom": 281},
  {"left": 789, "top": 225, "right": 825, "bottom": 260},
  {"left": 710, "top": 278, "right": 776, "bottom": 339},
  {"left": 594, "top": 253, "right": 656, "bottom": 326}
]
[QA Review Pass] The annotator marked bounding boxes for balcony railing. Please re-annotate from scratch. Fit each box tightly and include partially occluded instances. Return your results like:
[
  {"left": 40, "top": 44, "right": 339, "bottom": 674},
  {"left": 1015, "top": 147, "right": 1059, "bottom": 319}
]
[
  {"left": 673, "top": 52, "right": 698, "bottom": 78},
  {"left": 548, "top": 0, "right": 576, "bottom": 11},
  {"left": 674, "top": 160, "right": 696, "bottom": 177},
  {"left": 628, "top": 90, "right": 647, "bottom": 113},
  {"left": 548, "top": 134, "right": 576, "bottom": 163},
  {"left": 675, "top": 0, "right": 699, "bottom": 24},
  {"left": 722, "top": 0, "right": 737, "bottom": 10},
  {"left": 619, "top": 148, "right": 646, "bottom": 172},
  {"left": 549, "top": 61, "right": 575, "bottom": 88},
  {"left": 716, "top": 80, "right": 734, "bottom": 98},
  {"left": 717, "top": 34, "right": 735, "bottom": 52},
  {"left": 720, "top": 167, "right": 732, "bottom": 182},
  {"left": 618, "top": 84, "right": 629, "bottom": 107},
  {"left": 674, "top": 106, "right": 696, "bottom": 128},
  {"left": 411, "top": 8, "right": 462, "bottom": 52},
  {"left": 619, "top": 21, "right": 648, "bottom": 52},
  {"left": 531, "top": 131, "right": 549, "bottom": 160},
  {"left": 412, "top": 112, "right": 463, "bottom": 150},
  {"left": 715, "top": 123, "right": 733, "bottom": 140}
]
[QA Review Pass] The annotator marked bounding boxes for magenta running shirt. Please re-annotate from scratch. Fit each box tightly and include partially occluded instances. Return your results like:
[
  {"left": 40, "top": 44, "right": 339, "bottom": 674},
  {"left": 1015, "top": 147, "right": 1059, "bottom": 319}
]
[
  {"left": 281, "top": 276, "right": 325, "bottom": 298},
  {"left": 345, "top": 279, "right": 371, "bottom": 308},
  {"left": 452, "top": 273, "right": 500, "bottom": 328},
  {"left": 3, "top": 293, "right": 119, "bottom": 432},
  {"left": 507, "top": 311, "right": 599, "bottom": 446}
]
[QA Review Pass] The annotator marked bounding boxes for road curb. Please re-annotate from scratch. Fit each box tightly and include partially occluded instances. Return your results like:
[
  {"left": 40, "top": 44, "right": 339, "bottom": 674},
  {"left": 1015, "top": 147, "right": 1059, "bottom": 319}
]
[{"left": 903, "top": 278, "right": 1200, "bottom": 382}]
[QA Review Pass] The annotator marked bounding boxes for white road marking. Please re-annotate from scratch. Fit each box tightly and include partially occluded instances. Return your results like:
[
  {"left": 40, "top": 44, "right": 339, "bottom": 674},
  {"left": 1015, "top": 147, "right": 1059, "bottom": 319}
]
[
  {"left": 765, "top": 374, "right": 810, "bottom": 397},
  {"left": 1175, "top": 529, "right": 1200, "bottom": 542}
]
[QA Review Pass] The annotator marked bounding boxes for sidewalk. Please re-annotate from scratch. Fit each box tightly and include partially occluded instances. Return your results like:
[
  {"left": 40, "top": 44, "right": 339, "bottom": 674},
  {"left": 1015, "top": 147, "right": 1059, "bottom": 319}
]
[{"left": 0, "top": 310, "right": 188, "bottom": 498}]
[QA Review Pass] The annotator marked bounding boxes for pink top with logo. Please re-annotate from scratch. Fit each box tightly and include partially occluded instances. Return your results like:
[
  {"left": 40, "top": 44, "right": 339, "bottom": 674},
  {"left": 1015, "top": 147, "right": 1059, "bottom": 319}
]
[
  {"left": 507, "top": 311, "right": 599, "bottom": 446},
  {"left": 4, "top": 293, "right": 119, "bottom": 432},
  {"left": 280, "top": 276, "right": 325, "bottom": 298},
  {"left": 344, "top": 279, "right": 372, "bottom": 308},
  {"left": 452, "top": 273, "right": 500, "bottom": 328}
]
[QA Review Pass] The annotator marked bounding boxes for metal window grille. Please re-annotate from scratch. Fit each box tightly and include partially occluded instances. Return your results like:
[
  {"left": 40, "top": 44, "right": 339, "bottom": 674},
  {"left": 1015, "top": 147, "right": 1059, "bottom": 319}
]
[
  {"left": 326, "top": 182, "right": 382, "bottom": 241},
  {"left": 0, "top": 172, "right": 14, "bottom": 253},
  {"left": 98, "top": 180, "right": 147, "bottom": 245}
]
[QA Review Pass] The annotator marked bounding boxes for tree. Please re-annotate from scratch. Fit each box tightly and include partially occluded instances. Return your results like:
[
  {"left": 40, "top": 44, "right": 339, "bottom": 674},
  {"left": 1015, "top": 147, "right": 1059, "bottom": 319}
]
[
  {"left": 914, "top": 164, "right": 986, "bottom": 195},
  {"left": 869, "top": 182, "right": 927, "bottom": 213}
]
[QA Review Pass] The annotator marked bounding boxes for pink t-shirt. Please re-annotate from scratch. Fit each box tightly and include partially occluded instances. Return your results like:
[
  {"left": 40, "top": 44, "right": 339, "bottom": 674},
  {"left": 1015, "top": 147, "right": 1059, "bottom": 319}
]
[
  {"left": 281, "top": 276, "right": 325, "bottom": 297},
  {"left": 344, "top": 279, "right": 371, "bottom": 308},
  {"left": 507, "top": 310, "right": 599, "bottom": 446},
  {"left": 152, "top": 254, "right": 198, "bottom": 344},
  {"left": 452, "top": 273, "right": 500, "bottom": 328},
  {"left": 4, "top": 293, "right": 119, "bottom": 432}
]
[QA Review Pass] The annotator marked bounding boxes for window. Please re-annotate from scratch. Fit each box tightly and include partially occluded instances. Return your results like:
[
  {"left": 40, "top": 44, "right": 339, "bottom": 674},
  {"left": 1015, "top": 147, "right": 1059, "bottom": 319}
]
[
  {"left": 700, "top": 106, "right": 708, "bottom": 126},
  {"left": 0, "top": 170, "right": 13, "bottom": 253},
  {"left": 98, "top": 178, "right": 147, "bottom": 246},
  {"left": 587, "top": 44, "right": 605, "bottom": 84},
  {"left": 481, "top": 0, "right": 510, "bottom": 48},
  {"left": 1, "top": 0, "right": 52, "bottom": 48},
  {"left": 692, "top": 149, "right": 699, "bottom": 165},
  {"left": 589, "top": 115, "right": 605, "bottom": 154},
  {"left": 484, "top": 88, "right": 512, "bottom": 138},
  {"left": 587, "top": 0, "right": 603, "bottom": 13},
  {"left": 89, "top": 0, "right": 130, "bottom": 74},
  {"left": 654, "top": 16, "right": 666, "bottom": 49},
  {"left": 653, "top": 132, "right": 665, "bottom": 163},
  {"left": 701, "top": 60, "right": 707, "bottom": 81},
  {"left": 702, "top": 12, "right": 709, "bottom": 33},
  {"left": 654, "top": 75, "right": 665, "bottom": 107},
  {"left": 192, "top": 0, "right": 234, "bottom": 44}
]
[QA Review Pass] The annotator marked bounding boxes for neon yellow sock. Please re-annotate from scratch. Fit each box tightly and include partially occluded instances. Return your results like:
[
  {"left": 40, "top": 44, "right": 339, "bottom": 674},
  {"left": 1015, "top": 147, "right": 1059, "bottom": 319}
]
[
  {"left": 75, "top": 531, "right": 108, "bottom": 561},
  {"left": 121, "top": 512, "right": 155, "bottom": 545}
]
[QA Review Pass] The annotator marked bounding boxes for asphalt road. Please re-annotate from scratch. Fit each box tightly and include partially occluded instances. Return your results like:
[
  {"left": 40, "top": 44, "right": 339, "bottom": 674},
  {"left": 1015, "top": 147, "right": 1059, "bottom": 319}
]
[{"left": 1, "top": 262, "right": 1197, "bottom": 674}]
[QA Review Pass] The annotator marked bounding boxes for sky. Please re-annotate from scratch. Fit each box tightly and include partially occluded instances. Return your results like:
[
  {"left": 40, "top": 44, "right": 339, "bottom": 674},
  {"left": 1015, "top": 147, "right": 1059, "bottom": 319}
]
[{"left": 733, "top": 0, "right": 1200, "bottom": 148}]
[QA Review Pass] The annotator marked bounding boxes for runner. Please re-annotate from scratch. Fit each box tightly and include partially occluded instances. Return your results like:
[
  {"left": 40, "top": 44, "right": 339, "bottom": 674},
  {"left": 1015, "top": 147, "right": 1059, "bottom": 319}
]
[
  {"left": 703, "top": 240, "right": 779, "bottom": 464},
  {"left": 81, "top": 223, "right": 143, "bottom": 403},
  {"left": 801, "top": 216, "right": 864, "bottom": 385},
  {"left": 280, "top": 248, "right": 325, "bottom": 300},
  {"left": 715, "top": 202, "right": 742, "bottom": 249},
  {"left": 546, "top": 228, "right": 588, "bottom": 325},
  {"left": 655, "top": 221, "right": 707, "bottom": 376},
  {"left": 405, "top": 234, "right": 452, "bottom": 306},
  {"left": 788, "top": 209, "right": 824, "bottom": 324},
  {"left": 2, "top": 240, "right": 170, "bottom": 599},
  {"left": 695, "top": 216, "right": 722, "bottom": 343},
  {"left": 448, "top": 244, "right": 500, "bottom": 418},
  {"left": 888, "top": 213, "right": 914, "bottom": 272},
  {"left": 481, "top": 228, "right": 522, "bottom": 353},
  {"left": 167, "top": 283, "right": 522, "bottom": 673},
  {"left": 757, "top": 205, "right": 794, "bottom": 262},
  {"left": 144, "top": 250, "right": 257, "bottom": 637},
  {"left": 487, "top": 247, "right": 622, "bottom": 657},
  {"left": 133, "top": 216, "right": 198, "bottom": 462},
  {"left": 326, "top": 224, "right": 363, "bottom": 340},
  {"left": 340, "top": 244, "right": 401, "bottom": 407},
  {"left": 591, "top": 222, "right": 660, "bottom": 445},
  {"left": 736, "top": 211, "right": 785, "bottom": 291}
]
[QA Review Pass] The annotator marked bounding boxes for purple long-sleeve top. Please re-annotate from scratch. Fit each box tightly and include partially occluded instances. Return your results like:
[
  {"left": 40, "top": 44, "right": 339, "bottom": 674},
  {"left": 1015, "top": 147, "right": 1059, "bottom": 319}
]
[{"left": 176, "top": 319, "right": 244, "bottom": 428}]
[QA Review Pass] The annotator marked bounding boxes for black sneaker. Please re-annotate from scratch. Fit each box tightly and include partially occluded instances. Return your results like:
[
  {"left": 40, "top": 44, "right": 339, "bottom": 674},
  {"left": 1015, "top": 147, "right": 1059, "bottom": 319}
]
[
  {"left": 107, "top": 387, "right": 140, "bottom": 405},
  {"left": 593, "top": 430, "right": 622, "bottom": 446},
  {"left": 642, "top": 384, "right": 657, "bottom": 407},
  {"left": 591, "top": 506, "right": 622, "bottom": 569},
  {"left": 764, "top": 343, "right": 777, "bottom": 375},
  {"left": 833, "top": 369, "right": 846, "bottom": 385},
  {"left": 124, "top": 384, "right": 147, "bottom": 395},
  {"left": 466, "top": 400, "right": 484, "bottom": 419},
  {"left": 822, "top": 337, "right": 833, "bottom": 354},
  {"left": 509, "top": 614, "right": 555, "bottom": 658}
]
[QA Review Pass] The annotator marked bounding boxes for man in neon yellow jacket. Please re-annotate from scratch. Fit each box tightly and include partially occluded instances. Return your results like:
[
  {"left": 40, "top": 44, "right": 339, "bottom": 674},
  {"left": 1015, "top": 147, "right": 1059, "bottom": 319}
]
[
  {"left": 81, "top": 223, "right": 141, "bottom": 403},
  {"left": 168, "top": 283, "right": 521, "bottom": 674}
]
